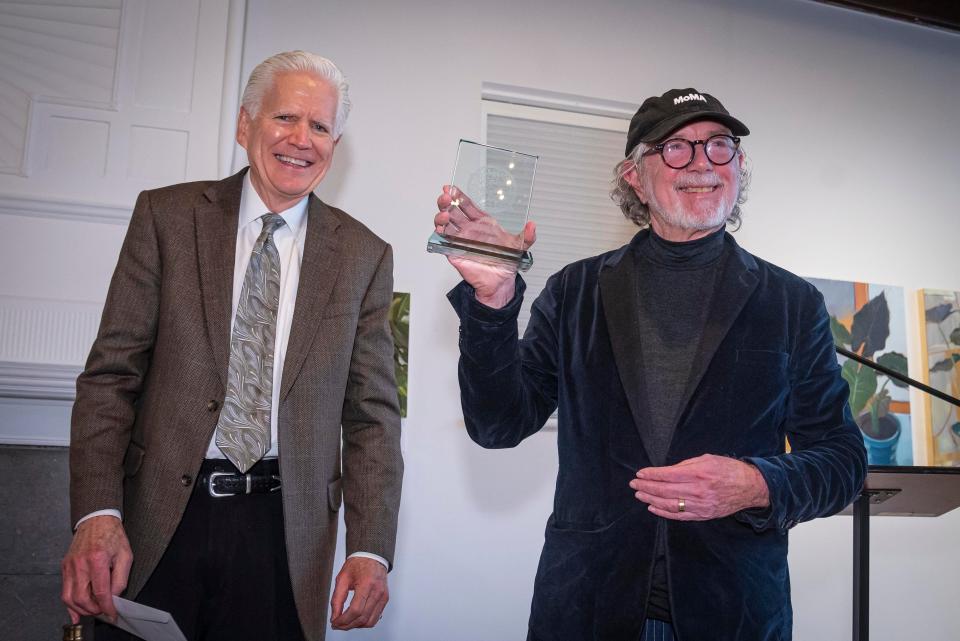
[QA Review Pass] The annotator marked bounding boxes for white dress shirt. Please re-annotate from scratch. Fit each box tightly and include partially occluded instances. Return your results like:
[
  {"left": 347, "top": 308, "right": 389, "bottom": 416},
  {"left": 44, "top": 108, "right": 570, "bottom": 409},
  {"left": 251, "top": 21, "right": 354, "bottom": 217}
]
[{"left": 80, "top": 174, "right": 386, "bottom": 569}]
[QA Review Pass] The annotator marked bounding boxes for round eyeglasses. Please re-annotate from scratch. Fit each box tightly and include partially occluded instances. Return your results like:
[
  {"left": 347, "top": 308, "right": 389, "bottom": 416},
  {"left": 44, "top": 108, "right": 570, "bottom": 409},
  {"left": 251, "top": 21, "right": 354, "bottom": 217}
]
[{"left": 643, "top": 134, "right": 740, "bottom": 170}]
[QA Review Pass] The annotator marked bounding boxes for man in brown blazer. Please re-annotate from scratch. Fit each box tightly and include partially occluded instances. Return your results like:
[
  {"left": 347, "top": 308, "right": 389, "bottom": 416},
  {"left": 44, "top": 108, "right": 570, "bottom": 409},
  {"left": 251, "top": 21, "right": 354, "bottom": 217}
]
[{"left": 61, "top": 51, "right": 403, "bottom": 641}]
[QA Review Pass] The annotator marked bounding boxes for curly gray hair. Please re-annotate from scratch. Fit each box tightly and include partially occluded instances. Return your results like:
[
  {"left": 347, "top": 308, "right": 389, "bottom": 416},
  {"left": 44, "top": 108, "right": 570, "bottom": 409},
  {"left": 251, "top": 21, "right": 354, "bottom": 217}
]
[
  {"left": 241, "top": 50, "right": 352, "bottom": 139},
  {"left": 610, "top": 143, "right": 751, "bottom": 230}
]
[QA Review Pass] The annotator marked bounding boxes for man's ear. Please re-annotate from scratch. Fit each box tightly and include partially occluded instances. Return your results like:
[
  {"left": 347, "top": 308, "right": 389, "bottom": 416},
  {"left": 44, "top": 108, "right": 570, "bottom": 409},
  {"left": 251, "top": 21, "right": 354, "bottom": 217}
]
[
  {"left": 623, "top": 163, "right": 646, "bottom": 203},
  {"left": 236, "top": 107, "right": 250, "bottom": 148}
]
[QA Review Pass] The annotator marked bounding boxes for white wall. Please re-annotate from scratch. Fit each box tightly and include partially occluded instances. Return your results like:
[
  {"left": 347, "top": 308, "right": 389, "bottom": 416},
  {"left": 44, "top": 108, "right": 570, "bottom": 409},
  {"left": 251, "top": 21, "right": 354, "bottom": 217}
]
[
  {"left": 238, "top": 1, "right": 960, "bottom": 639},
  {"left": 3, "top": 0, "right": 958, "bottom": 639}
]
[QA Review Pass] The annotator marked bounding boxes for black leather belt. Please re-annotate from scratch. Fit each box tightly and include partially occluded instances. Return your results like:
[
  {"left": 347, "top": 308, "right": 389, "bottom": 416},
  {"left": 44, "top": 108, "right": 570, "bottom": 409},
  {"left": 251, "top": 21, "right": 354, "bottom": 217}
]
[{"left": 199, "top": 458, "right": 281, "bottom": 498}]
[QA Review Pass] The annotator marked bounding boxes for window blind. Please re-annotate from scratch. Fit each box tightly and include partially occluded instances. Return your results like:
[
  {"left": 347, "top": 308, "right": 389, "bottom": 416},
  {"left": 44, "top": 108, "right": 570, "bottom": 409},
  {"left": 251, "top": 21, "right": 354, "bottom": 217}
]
[{"left": 485, "top": 111, "right": 639, "bottom": 331}]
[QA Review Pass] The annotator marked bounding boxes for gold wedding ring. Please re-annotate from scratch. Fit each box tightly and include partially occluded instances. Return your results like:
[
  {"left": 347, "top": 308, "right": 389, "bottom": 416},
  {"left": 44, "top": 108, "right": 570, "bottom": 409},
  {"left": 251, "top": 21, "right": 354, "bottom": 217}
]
[{"left": 678, "top": 498, "right": 686, "bottom": 513}]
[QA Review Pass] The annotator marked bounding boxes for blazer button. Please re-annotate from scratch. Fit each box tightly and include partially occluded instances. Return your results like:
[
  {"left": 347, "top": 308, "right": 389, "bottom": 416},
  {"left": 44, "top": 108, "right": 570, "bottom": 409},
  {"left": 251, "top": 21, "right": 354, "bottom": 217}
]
[
  {"left": 180, "top": 474, "right": 192, "bottom": 487},
  {"left": 207, "top": 400, "right": 219, "bottom": 411}
]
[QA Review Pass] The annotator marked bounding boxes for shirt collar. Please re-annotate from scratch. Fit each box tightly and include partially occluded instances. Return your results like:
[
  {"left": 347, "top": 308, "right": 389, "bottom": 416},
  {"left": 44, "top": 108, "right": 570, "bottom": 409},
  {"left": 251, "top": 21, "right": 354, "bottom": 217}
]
[{"left": 239, "top": 170, "right": 309, "bottom": 236}]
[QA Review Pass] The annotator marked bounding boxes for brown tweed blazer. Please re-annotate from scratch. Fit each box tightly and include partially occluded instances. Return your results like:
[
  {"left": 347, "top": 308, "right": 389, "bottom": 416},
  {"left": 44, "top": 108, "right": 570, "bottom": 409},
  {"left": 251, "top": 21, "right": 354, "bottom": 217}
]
[{"left": 69, "top": 169, "right": 403, "bottom": 641}]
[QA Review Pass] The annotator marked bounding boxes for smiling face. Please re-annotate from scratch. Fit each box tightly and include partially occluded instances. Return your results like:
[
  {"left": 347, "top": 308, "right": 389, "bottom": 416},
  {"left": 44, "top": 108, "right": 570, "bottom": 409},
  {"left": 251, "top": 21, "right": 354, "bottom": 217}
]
[
  {"left": 236, "top": 70, "right": 339, "bottom": 213},
  {"left": 625, "top": 120, "right": 743, "bottom": 242}
]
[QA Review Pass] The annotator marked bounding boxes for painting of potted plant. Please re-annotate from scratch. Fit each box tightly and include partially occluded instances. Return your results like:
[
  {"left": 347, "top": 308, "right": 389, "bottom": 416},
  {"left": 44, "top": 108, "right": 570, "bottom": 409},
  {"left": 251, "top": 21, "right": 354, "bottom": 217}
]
[
  {"left": 805, "top": 278, "right": 911, "bottom": 465},
  {"left": 831, "top": 292, "right": 909, "bottom": 464},
  {"left": 920, "top": 290, "right": 960, "bottom": 466}
]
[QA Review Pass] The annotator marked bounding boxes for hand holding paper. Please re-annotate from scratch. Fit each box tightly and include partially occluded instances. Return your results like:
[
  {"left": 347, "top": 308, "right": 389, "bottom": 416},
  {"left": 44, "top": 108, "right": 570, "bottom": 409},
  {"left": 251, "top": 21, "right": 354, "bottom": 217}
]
[{"left": 96, "top": 596, "right": 187, "bottom": 641}]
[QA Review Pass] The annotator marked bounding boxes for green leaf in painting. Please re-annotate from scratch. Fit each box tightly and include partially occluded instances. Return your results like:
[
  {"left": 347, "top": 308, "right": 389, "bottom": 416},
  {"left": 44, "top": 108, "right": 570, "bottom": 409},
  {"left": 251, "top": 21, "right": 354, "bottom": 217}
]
[
  {"left": 842, "top": 360, "right": 877, "bottom": 416},
  {"left": 830, "top": 316, "right": 851, "bottom": 347},
  {"left": 390, "top": 292, "right": 411, "bottom": 417},
  {"left": 850, "top": 292, "right": 889, "bottom": 359},
  {"left": 930, "top": 358, "right": 955, "bottom": 373},
  {"left": 876, "top": 351, "right": 909, "bottom": 388},
  {"left": 925, "top": 303, "right": 955, "bottom": 324}
]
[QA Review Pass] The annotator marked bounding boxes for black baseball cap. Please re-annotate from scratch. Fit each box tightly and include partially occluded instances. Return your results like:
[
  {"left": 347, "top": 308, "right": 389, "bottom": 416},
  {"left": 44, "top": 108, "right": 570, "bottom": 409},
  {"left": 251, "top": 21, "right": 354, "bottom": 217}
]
[{"left": 625, "top": 88, "right": 749, "bottom": 155}]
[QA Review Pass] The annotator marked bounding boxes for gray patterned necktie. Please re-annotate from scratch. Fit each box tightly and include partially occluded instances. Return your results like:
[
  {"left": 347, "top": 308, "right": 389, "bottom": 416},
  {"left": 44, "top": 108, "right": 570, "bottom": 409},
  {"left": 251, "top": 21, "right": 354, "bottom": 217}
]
[{"left": 215, "top": 213, "right": 286, "bottom": 472}]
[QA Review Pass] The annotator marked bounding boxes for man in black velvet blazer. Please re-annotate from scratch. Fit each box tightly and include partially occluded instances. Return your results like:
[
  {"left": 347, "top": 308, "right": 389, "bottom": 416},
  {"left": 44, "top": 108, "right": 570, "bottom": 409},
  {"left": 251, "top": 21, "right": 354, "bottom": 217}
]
[{"left": 436, "top": 88, "right": 866, "bottom": 641}]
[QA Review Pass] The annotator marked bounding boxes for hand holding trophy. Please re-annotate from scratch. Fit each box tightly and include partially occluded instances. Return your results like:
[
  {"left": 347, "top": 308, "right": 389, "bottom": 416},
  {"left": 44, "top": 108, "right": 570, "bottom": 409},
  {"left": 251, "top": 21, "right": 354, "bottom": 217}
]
[{"left": 428, "top": 140, "right": 539, "bottom": 308}]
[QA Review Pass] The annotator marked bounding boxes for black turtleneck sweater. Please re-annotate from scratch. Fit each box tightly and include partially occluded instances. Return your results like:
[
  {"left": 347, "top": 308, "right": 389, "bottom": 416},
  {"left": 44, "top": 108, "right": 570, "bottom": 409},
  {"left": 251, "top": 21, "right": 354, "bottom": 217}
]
[{"left": 636, "top": 226, "right": 729, "bottom": 622}]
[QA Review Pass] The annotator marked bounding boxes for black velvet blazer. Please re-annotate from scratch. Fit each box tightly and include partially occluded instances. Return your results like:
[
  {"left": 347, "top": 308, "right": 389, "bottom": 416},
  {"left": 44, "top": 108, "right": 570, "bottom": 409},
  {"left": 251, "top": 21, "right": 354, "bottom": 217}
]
[{"left": 449, "top": 230, "right": 866, "bottom": 641}]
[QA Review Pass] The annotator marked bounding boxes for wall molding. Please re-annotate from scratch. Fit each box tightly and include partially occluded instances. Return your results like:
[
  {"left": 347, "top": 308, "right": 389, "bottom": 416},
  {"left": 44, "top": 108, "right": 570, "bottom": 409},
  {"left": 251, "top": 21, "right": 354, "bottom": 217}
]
[
  {"left": 0, "top": 193, "right": 131, "bottom": 224},
  {"left": 0, "top": 361, "right": 80, "bottom": 401},
  {"left": 218, "top": 0, "right": 247, "bottom": 178},
  {"left": 0, "top": 434, "right": 70, "bottom": 447},
  {"left": 481, "top": 82, "right": 636, "bottom": 120}
]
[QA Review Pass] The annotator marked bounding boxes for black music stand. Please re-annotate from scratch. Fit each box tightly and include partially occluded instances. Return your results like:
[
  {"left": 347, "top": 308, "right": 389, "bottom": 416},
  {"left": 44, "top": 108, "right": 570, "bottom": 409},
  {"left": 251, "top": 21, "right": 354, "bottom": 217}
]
[{"left": 840, "top": 466, "right": 960, "bottom": 641}]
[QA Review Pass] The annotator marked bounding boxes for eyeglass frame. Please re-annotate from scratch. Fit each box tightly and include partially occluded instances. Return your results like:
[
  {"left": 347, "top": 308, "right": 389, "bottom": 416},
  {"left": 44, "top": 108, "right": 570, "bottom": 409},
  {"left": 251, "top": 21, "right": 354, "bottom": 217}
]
[{"left": 641, "top": 134, "right": 741, "bottom": 170}]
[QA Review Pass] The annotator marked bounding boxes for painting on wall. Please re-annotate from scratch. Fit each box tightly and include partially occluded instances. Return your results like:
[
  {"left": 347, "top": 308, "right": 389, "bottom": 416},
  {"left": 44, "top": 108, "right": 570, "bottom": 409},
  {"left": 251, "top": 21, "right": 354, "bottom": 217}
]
[
  {"left": 918, "top": 290, "right": 960, "bottom": 467},
  {"left": 391, "top": 292, "right": 410, "bottom": 418},
  {"left": 805, "top": 278, "right": 911, "bottom": 466}
]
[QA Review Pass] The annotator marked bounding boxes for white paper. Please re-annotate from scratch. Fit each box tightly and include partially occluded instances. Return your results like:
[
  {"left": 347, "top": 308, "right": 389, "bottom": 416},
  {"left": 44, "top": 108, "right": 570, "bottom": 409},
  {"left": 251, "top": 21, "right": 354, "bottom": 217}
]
[{"left": 95, "top": 596, "right": 188, "bottom": 641}]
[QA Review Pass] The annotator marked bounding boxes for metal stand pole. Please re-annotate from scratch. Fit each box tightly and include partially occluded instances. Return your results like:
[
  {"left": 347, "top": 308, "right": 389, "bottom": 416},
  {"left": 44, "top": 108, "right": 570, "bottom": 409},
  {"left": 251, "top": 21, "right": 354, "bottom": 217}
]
[{"left": 853, "top": 492, "right": 870, "bottom": 641}]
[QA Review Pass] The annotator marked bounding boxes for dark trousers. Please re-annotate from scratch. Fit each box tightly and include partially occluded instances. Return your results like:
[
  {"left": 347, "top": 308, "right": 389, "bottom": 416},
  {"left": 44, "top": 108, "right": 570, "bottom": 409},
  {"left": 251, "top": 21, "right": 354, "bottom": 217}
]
[{"left": 95, "top": 459, "right": 306, "bottom": 641}]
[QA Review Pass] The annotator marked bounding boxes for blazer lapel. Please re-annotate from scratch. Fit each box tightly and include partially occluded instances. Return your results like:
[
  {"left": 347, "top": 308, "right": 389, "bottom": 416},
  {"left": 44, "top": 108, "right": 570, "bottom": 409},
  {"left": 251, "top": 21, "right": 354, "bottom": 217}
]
[
  {"left": 600, "top": 239, "right": 656, "bottom": 463},
  {"left": 280, "top": 195, "right": 342, "bottom": 400},
  {"left": 674, "top": 238, "right": 759, "bottom": 421},
  {"left": 195, "top": 171, "right": 244, "bottom": 391}
]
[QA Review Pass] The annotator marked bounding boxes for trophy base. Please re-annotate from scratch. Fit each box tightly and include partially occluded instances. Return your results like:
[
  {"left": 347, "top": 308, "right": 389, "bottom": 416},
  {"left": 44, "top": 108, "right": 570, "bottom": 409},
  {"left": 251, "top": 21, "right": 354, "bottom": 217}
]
[{"left": 427, "top": 232, "right": 533, "bottom": 272}]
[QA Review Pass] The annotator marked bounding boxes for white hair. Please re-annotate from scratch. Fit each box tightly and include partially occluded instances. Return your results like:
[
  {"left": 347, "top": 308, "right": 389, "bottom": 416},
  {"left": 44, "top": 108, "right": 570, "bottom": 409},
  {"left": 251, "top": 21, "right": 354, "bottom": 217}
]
[{"left": 241, "top": 50, "right": 352, "bottom": 139}]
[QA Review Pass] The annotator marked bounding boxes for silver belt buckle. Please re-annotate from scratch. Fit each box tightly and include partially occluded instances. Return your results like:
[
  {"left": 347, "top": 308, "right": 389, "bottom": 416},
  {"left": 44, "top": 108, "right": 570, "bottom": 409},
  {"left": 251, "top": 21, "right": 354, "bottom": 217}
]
[
  {"left": 207, "top": 471, "right": 235, "bottom": 498},
  {"left": 207, "top": 471, "right": 281, "bottom": 497}
]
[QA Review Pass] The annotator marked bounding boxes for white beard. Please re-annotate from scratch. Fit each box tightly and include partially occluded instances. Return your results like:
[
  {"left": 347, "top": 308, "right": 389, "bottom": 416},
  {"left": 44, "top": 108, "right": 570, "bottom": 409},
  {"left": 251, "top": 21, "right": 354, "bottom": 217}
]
[
  {"left": 644, "top": 172, "right": 738, "bottom": 232},
  {"left": 653, "top": 197, "right": 729, "bottom": 231}
]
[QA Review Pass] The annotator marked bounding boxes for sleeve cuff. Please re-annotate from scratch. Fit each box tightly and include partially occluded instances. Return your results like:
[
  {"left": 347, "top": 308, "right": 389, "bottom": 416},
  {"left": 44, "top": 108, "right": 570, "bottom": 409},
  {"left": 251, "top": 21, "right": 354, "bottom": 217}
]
[
  {"left": 75, "top": 509, "right": 122, "bottom": 531},
  {"left": 348, "top": 551, "right": 389, "bottom": 571},
  {"left": 446, "top": 276, "right": 526, "bottom": 324},
  {"left": 735, "top": 456, "right": 796, "bottom": 532}
]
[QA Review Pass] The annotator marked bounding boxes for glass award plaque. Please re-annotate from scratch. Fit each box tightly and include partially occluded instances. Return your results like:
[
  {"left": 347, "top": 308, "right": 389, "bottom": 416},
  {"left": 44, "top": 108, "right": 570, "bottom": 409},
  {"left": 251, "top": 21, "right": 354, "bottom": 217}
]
[{"left": 427, "top": 140, "right": 538, "bottom": 272}]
